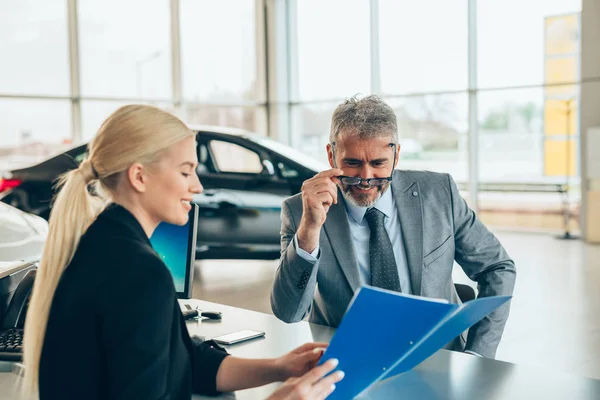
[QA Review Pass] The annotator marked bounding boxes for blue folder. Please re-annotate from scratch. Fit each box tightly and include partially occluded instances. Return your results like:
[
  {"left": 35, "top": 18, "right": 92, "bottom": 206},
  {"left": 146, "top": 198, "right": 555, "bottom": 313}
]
[{"left": 319, "top": 286, "right": 511, "bottom": 399}]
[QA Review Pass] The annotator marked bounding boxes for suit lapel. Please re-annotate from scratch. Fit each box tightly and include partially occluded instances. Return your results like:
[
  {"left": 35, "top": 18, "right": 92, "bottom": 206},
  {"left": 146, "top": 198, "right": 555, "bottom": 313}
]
[
  {"left": 391, "top": 171, "right": 424, "bottom": 295},
  {"left": 323, "top": 193, "right": 361, "bottom": 293}
]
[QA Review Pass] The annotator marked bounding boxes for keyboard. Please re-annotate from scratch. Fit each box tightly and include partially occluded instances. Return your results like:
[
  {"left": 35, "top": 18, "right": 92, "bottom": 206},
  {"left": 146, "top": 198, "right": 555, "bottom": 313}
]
[{"left": 0, "top": 328, "right": 23, "bottom": 361}]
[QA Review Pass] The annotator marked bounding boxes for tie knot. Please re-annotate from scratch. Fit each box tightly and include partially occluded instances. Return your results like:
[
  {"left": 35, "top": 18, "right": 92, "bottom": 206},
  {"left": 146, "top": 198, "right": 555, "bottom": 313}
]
[{"left": 364, "top": 207, "right": 386, "bottom": 229}]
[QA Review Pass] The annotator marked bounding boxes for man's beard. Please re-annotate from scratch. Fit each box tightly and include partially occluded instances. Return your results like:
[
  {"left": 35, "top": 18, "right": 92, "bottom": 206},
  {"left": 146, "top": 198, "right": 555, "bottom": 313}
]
[{"left": 340, "top": 182, "right": 390, "bottom": 208}]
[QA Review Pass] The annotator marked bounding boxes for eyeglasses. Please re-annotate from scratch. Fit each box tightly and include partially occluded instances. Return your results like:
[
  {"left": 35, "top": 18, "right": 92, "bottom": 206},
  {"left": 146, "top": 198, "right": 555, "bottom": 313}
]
[{"left": 331, "top": 142, "right": 397, "bottom": 187}]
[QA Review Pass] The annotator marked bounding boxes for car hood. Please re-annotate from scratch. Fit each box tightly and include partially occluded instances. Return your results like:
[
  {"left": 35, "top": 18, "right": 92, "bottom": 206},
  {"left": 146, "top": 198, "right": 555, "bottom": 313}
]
[{"left": 0, "top": 202, "right": 48, "bottom": 262}]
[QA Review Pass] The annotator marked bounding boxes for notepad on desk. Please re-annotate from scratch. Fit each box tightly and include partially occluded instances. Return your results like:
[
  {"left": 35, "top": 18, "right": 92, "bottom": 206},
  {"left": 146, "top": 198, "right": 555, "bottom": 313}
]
[{"left": 319, "top": 286, "right": 511, "bottom": 400}]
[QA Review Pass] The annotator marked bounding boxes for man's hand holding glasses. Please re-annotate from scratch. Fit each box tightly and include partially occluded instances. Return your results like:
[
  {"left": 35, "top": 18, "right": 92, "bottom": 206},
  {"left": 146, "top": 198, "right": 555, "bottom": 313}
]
[{"left": 296, "top": 169, "right": 343, "bottom": 254}]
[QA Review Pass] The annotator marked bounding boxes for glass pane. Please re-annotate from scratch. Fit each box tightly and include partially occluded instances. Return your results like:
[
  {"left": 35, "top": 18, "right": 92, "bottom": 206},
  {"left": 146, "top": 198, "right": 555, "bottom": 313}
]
[
  {"left": 78, "top": 0, "right": 172, "bottom": 98},
  {"left": 0, "top": 99, "right": 72, "bottom": 169},
  {"left": 478, "top": 0, "right": 581, "bottom": 88},
  {"left": 478, "top": 88, "right": 544, "bottom": 182},
  {"left": 184, "top": 106, "right": 267, "bottom": 135},
  {"left": 0, "top": 0, "right": 69, "bottom": 95},
  {"left": 81, "top": 101, "right": 130, "bottom": 142},
  {"left": 209, "top": 141, "right": 262, "bottom": 174},
  {"left": 291, "top": 103, "right": 338, "bottom": 165},
  {"left": 386, "top": 94, "right": 469, "bottom": 182},
  {"left": 379, "top": 0, "right": 468, "bottom": 94},
  {"left": 478, "top": 87, "right": 580, "bottom": 182},
  {"left": 180, "top": 0, "right": 261, "bottom": 102},
  {"left": 81, "top": 101, "right": 176, "bottom": 142},
  {"left": 277, "top": 161, "right": 300, "bottom": 178},
  {"left": 295, "top": 0, "right": 370, "bottom": 101}
]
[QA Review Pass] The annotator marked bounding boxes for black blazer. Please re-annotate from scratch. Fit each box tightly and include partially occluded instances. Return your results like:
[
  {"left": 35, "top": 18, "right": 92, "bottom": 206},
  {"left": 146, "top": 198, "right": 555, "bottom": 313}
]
[{"left": 39, "top": 204, "right": 228, "bottom": 399}]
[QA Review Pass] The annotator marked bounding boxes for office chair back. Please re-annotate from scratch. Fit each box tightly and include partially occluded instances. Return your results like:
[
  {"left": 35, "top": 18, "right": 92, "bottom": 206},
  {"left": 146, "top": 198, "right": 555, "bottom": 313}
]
[{"left": 454, "top": 283, "right": 476, "bottom": 303}]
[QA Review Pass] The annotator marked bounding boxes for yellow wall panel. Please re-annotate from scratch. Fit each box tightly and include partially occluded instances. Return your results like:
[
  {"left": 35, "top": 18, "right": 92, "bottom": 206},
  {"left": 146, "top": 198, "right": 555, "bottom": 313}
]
[
  {"left": 544, "top": 139, "right": 577, "bottom": 176},
  {"left": 544, "top": 99, "right": 577, "bottom": 135},
  {"left": 545, "top": 57, "right": 577, "bottom": 84}
]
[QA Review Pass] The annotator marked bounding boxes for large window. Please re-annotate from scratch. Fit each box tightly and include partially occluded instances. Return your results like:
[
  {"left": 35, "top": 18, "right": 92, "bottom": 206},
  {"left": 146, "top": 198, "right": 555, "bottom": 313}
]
[
  {"left": 0, "top": 0, "right": 586, "bottom": 221},
  {"left": 81, "top": 101, "right": 176, "bottom": 141},
  {"left": 288, "top": 0, "right": 583, "bottom": 222},
  {"left": 291, "top": 103, "right": 338, "bottom": 163},
  {"left": 78, "top": 0, "right": 172, "bottom": 99},
  {"left": 0, "top": 1, "right": 267, "bottom": 170},
  {"left": 295, "top": 0, "right": 370, "bottom": 101},
  {"left": 0, "top": 0, "right": 70, "bottom": 95},
  {"left": 379, "top": 0, "right": 468, "bottom": 94},
  {"left": 184, "top": 106, "right": 267, "bottom": 135},
  {"left": 0, "top": 99, "right": 71, "bottom": 170},
  {"left": 387, "top": 94, "right": 468, "bottom": 181},
  {"left": 477, "top": 0, "right": 581, "bottom": 88},
  {"left": 180, "top": 0, "right": 262, "bottom": 103},
  {"left": 478, "top": 89, "right": 545, "bottom": 182}
]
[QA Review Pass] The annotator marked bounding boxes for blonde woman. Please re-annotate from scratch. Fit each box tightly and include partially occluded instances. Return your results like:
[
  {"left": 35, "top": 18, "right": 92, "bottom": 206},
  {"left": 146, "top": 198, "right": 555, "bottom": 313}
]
[{"left": 22, "top": 105, "right": 343, "bottom": 399}]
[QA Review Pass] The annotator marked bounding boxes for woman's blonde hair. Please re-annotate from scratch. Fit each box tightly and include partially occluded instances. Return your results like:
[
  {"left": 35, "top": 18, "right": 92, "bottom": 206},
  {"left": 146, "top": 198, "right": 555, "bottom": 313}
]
[{"left": 22, "top": 104, "right": 195, "bottom": 395}]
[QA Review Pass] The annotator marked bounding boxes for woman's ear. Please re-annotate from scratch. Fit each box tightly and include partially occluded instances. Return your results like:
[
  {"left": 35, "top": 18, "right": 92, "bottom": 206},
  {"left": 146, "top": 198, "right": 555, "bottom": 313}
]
[{"left": 127, "top": 163, "right": 148, "bottom": 193}]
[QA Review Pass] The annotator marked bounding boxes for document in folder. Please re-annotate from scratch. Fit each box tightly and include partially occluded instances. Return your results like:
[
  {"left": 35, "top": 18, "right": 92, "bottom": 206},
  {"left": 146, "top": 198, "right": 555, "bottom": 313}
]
[{"left": 319, "top": 286, "right": 511, "bottom": 400}]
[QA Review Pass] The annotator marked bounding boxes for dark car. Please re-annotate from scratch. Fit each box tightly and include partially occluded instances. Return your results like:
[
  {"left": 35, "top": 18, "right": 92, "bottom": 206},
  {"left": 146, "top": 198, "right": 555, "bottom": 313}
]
[{"left": 0, "top": 126, "right": 325, "bottom": 260}]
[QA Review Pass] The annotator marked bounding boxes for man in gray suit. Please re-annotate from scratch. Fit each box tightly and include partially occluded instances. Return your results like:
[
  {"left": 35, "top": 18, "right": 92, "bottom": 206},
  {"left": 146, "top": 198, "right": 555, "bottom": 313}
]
[{"left": 271, "top": 95, "right": 516, "bottom": 359}]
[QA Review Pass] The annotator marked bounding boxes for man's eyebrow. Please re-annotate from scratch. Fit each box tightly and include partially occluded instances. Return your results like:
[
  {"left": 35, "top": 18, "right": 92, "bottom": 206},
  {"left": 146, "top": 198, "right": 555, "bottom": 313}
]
[
  {"left": 342, "top": 158, "right": 364, "bottom": 163},
  {"left": 369, "top": 158, "right": 389, "bottom": 163},
  {"left": 342, "top": 158, "right": 389, "bottom": 163}
]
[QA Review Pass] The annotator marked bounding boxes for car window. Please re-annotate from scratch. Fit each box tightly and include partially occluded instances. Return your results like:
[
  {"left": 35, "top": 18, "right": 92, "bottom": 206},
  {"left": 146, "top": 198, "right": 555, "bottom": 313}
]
[
  {"left": 73, "top": 151, "right": 88, "bottom": 165},
  {"left": 196, "top": 143, "right": 211, "bottom": 173},
  {"left": 250, "top": 136, "right": 327, "bottom": 172},
  {"left": 209, "top": 140, "right": 262, "bottom": 174},
  {"left": 277, "top": 161, "right": 300, "bottom": 178}
]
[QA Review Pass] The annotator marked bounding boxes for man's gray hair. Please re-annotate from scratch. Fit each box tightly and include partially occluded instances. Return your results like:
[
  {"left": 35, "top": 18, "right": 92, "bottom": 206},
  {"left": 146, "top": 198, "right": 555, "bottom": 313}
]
[{"left": 329, "top": 95, "right": 398, "bottom": 144}]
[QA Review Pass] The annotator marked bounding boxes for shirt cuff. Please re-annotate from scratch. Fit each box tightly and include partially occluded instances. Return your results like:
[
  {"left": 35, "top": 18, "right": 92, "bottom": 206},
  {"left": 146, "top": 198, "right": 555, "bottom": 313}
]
[
  {"left": 294, "top": 234, "right": 319, "bottom": 262},
  {"left": 464, "top": 350, "right": 483, "bottom": 357}
]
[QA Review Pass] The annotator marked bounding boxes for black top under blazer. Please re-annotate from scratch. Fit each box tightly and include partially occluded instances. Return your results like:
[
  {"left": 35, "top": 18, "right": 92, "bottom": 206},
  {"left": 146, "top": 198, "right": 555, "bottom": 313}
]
[{"left": 39, "top": 204, "right": 228, "bottom": 399}]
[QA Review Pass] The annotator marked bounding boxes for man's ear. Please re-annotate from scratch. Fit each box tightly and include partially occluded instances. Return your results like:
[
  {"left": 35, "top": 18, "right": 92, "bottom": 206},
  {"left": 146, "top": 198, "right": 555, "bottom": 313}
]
[
  {"left": 326, "top": 143, "right": 335, "bottom": 169},
  {"left": 395, "top": 144, "right": 401, "bottom": 168},
  {"left": 127, "top": 162, "right": 148, "bottom": 193}
]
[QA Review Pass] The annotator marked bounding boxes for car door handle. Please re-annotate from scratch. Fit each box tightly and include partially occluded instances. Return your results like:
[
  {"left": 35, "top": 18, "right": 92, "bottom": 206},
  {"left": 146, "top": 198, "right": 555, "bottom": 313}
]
[{"left": 203, "top": 189, "right": 218, "bottom": 196}]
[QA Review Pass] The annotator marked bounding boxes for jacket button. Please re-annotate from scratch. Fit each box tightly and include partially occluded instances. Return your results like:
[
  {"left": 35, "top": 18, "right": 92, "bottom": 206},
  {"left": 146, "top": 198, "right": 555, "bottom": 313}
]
[{"left": 412, "top": 191, "right": 418, "bottom": 197}]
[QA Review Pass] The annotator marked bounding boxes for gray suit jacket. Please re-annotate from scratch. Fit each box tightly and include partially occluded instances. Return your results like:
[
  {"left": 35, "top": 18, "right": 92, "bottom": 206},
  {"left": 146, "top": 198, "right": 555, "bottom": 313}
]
[{"left": 271, "top": 170, "right": 516, "bottom": 358}]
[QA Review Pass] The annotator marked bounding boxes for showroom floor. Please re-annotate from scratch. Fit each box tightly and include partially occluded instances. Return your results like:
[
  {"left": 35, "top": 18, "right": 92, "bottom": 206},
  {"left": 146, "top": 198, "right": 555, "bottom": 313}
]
[{"left": 193, "top": 231, "right": 600, "bottom": 380}]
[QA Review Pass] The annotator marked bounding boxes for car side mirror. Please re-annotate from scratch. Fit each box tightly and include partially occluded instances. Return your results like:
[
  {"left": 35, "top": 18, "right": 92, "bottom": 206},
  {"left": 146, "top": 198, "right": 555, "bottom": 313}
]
[{"left": 261, "top": 159, "right": 275, "bottom": 176}]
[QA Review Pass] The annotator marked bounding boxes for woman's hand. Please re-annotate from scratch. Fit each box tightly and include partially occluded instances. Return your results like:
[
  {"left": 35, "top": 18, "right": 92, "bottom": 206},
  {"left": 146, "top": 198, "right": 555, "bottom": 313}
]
[
  {"left": 267, "top": 358, "right": 344, "bottom": 400},
  {"left": 214, "top": 342, "right": 333, "bottom": 393},
  {"left": 272, "top": 342, "right": 329, "bottom": 381}
]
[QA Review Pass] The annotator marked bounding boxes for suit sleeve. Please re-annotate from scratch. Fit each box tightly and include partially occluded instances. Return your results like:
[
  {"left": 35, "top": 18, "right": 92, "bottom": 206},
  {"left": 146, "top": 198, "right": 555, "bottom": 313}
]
[
  {"left": 447, "top": 174, "right": 517, "bottom": 358},
  {"left": 270, "top": 200, "right": 321, "bottom": 323},
  {"left": 100, "top": 259, "right": 180, "bottom": 400}
]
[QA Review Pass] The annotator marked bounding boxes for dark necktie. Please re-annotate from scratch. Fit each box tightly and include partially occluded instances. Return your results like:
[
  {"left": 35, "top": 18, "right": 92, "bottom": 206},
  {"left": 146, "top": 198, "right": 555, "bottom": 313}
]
[{"left": 365, "top": 207, "right": 401, "bottom": 292}]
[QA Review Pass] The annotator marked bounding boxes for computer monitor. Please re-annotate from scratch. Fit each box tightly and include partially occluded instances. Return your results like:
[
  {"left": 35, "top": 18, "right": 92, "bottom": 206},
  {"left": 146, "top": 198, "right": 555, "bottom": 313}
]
[{"left": 149, "top": 204, "right": 198, "bottom": 299}]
